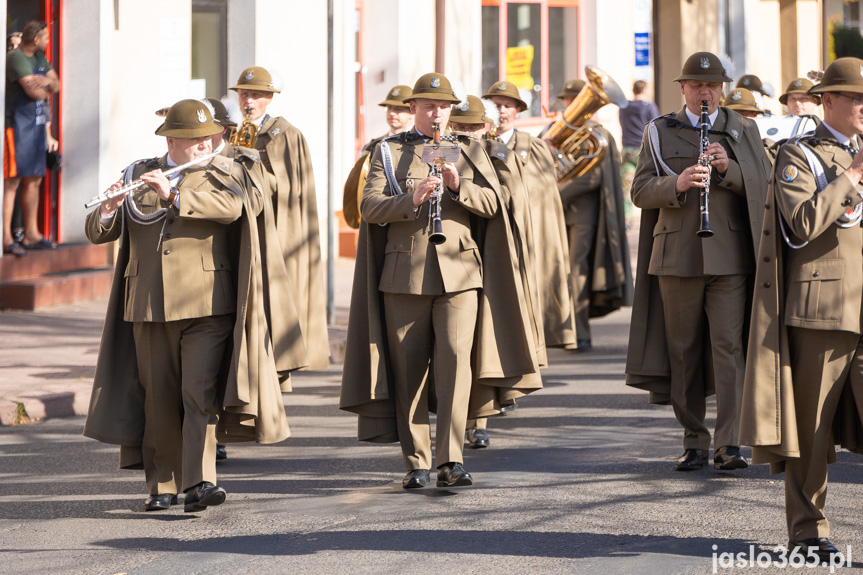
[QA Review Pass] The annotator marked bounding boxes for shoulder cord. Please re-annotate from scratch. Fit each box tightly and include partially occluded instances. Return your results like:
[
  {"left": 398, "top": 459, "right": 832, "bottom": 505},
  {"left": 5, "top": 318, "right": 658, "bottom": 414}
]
[
  {"left": 379, "top": 141, "right": 403, "bottom": 196},
  {"left": 120, "top": 162, "right": 171, "bottom": 251},
  {"left": 647, "top": 120, "right": 678, "bottom": 178}
]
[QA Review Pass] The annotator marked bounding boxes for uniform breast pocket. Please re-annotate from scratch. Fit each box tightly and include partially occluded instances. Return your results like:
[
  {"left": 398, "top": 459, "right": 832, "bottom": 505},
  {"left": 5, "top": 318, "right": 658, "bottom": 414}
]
[
  {"left": 651, "top": 215, "right": 682, "bottom": 269},
  {"left": 202, "top": 253, "right": 235, "bottom": 309},
  {"left": 380, "top": 237, "right": 413, "bottom": 291},
  {"left": 459, "top": 236, "right": 482, "bottom": 283},
  {"left": 785, "top": 260, "right": 845, "bottom": 323}
]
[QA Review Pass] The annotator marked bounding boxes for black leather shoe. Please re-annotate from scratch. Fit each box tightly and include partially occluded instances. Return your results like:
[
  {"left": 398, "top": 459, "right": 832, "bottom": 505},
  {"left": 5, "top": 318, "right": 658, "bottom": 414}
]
[
  {"left": 183, "top": 482, "right": 227, "bottom": 512},
  {"left": 466, "top": 428, "right": 489, "bottom": 449},
  {"left": 789, "top": 538, "right": 840, "bottom": 564},
  {"left": 714, "top": 445, "right": 748, "bottom": 470},
  {"left": 216, "top": 444, "right": 228, "bottom": 461},
  {"left": 144, "top": 493, "right": 177, "bottom": 511},
  {"left": 436, "top": 462, "right": 474, "bottom": 487},
  {"left": 402, "top": 469, "right": 430, "bottom": 489},
  {"left": 675, "top": 449, "right": 708, "bottom": 471}
]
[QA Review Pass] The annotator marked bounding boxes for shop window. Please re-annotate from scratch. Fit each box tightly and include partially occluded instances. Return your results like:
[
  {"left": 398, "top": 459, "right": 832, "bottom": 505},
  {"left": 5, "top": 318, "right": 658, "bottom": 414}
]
[{"left": 482, "top": 0, "right": 580, "bottom": 125}]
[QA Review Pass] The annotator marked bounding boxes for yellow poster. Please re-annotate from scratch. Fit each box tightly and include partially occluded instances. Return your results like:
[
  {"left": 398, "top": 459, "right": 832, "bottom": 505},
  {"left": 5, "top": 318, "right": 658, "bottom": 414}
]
[{"left": 506, "top": 45, "right": 535, "bottom": 90}]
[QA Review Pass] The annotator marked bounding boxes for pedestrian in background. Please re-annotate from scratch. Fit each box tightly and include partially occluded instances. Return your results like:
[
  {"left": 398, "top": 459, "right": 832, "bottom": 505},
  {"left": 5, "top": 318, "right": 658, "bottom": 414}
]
[{"left": 618, "top": 80, "right": 658, "bottom": 226}]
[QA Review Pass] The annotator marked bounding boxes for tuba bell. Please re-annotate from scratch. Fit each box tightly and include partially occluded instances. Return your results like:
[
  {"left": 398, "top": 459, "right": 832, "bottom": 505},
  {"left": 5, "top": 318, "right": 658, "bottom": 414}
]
[
  {"left": 544, "top": 66, "right": 628, "bottom": 185},
  {"left": 229, "top": 107, "right": 259, "bottom": 148}
]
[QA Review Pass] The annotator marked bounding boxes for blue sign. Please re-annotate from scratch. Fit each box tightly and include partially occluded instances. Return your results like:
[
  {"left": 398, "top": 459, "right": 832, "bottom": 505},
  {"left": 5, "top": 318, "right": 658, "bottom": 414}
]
[{"left": 635, "top": 32, "right": 650, "bottom": 67}]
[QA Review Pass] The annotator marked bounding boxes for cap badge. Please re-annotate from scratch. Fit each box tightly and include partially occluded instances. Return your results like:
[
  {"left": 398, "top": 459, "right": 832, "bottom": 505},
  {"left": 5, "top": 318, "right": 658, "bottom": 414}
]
[
  {"left": 392, "top": 88, "right": 400, "bottom": 96},
  {"left": 197, "top": 109, "right": 207, "bottom": 123},
  {"left": 457, "top": 100, "right": 469, "bottom": 111},
  {"left": 782, "top": 165, "right": 798, "bottom": 182},
  {"left": 700, "top": 57, "right": 710, "bottom": 69},
  {"left": 498, "top": 83, "right": 507, "bottom": 91},
  {"left": 742, "top": 77, "right": 750, "bottom": 86},
  {"left": 859, "top": 65, "right": 863, "bottom": 78},
  {"left": 245, "top": 69, "right": 255, "bottom": 80},
  {"left": 430, "top": 77, "right": 441, "bottom": 88},
  {"left": 567, "top": 82, "right": 574, "bottom": 90},
  {"left": 732, "top": 91, "right": 741, "bottom": 101},
  {"left": 793, "top": 80, "right": 802, "bottom": 88}
]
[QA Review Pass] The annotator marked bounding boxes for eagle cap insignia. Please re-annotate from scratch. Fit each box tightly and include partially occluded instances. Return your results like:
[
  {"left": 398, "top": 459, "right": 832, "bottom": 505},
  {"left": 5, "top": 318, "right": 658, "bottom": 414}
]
[
  {"left": 457, "top": 100, "right": 469, "bottom": 111},
  {"left": 430, "top": 77, "right": 441, "bottom": 88},
  {"left": 732, "top": 91, "right": 741, "bottom": 101},
  {"left": 245, "top": 69, "right": 255, "bottom": 80},
  {"left": 793, "top": 80, "right": 802, "bottom": 88},
  {"left": 498, "top": 83, "right": 507, "bottom": 91},
  {"left": 783, "top": 165, "right": 798, "bottom": 182},
  {"left": 742, "top": 77, "right": 750, "bottom": 86},
  {"left": 392, "top": 88, "right": 400, "bottom": 96},
  {"left": 197, "top": 109, "right": 207, "bottom": 123},
  {"left": 700, "top": 57, "right": 710, "bottom": 69}
]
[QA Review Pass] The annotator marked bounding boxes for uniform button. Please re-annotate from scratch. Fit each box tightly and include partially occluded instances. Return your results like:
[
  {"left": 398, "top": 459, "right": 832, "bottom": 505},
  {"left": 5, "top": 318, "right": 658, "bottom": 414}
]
[
  {"left": 763, "top": 282, "right": 771, "bottom": 288},
  {"left": 764, "top": 229, "right": 771, "bottom": 236},
  {"left": 763, "top": 256, "right": 770, "bottom": 262},
  {"left": 165, "top": 233, "right": 172, "bottom": 239},
  {"left": 668, "top": 202, "right": 674, "bottom": 206},
  {"left": 764, "top": 204, "right": 770, "bottom": 210},
  {"left": 167, "top": 219, "right": 174, "bottom": 224},
  {"left": 813, "top": 271, "right": 820, "bottom": 277},
  {"left": 163, "top": 250, "right": 171, "bottom": 255},
  {"left": 843, "top": 199, "right": 852, "bottom": 206},
  {"left": 662, "top": 226, "right": 667, "bottom": 231},
  {"left": 403, "top": 215, "right": 408, "bottom": 219},
  {"left": 187, "top": 210, "right": 194, "bottom": 215}
]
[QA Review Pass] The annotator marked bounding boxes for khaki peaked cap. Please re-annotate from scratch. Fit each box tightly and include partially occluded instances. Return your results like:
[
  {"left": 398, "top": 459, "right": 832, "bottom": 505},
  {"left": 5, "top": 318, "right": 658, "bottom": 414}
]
[
  {"left": 379, "top": 85, "right": 413, "bottom": 107},
  {"left": 404, "top": 73, "right": 460, "bottom": 103},
  {"left": 810, "top": 58, "right": 863, "bottom": 95},
  {"left": 673, "top": 52, "right": 732, "bottom": 83},
  {"left": 450, "top": 95, "right": 492, "bottom": 125},
  {"left": 723, "top": 88, "right": 761, "bottom": 113},
  {"left": 155, "top": 99, "right": 222, "bottom": 138},
  {"left": 482, "top": 80, "right": 529, "bottom": 110},
  {"left": 230, "top": 66, "right": 280, "bottom": 93},
  {"left": 779, "top": 78, "right": 821, "bottom": 105},
  {"left": 556, "top": 78, "right": 586, "bottom": 99}
]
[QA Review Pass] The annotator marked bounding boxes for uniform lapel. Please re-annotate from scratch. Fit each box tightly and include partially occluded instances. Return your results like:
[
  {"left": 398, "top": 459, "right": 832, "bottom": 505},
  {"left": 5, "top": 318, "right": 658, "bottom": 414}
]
[{"left": 672, "top": 108, "right": 700, "bottom": 149}]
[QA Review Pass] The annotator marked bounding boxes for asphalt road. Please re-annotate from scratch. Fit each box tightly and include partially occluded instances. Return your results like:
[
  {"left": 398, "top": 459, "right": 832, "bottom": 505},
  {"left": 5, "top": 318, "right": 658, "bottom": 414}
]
[{"left": 2, "top": 309, "right": 862, "bottom": 574}]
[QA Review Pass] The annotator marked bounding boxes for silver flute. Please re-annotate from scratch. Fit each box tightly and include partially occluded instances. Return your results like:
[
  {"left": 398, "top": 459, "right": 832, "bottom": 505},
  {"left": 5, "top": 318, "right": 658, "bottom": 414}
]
[{"left": 84, "top": 151, "right": 220, "bottom": 209}]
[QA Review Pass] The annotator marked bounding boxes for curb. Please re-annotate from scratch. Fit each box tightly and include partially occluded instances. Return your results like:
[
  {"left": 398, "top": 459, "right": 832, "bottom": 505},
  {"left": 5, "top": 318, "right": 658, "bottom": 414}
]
[{"left": 0, "top": 390, "right": 91, "bottom": 426}]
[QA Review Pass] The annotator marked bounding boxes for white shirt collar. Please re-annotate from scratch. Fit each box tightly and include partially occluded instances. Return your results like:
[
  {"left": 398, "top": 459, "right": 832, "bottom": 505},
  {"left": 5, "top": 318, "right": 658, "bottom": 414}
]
[
  {"left": 685, "top": 107, "right": 719, "bottom": 129},
  {"left": 498, "top": 128, "right": 515, "bottom": 144},
  {"left": 213, "top": 140, "right": 226, "bottom": 154},
  {"left": 821, "top": 121, "right": 858, "bottom": 149}
]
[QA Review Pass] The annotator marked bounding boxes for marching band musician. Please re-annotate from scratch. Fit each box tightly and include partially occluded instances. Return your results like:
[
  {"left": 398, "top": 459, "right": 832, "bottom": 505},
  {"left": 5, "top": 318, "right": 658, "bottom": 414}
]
[
  {"left": 229, "top": 66, "right": 330, "bottom": 371},
  {"left": 741, "top": 57, "right": 863, "bottom": 563},
  {"left": 82, "top": 100, "right": 290, "bottom": 512},
  {"left": 339, "top": 75, "right": 542, "bottom": 489},
  {"left": 626, "top": 52, "right": 771, "bottom": 472},
  {"left": 780, "top": 78, "right": 822, "bottom": 117},
  {"left": 482, "top": 80, "right": 577, "bottom": 351}
]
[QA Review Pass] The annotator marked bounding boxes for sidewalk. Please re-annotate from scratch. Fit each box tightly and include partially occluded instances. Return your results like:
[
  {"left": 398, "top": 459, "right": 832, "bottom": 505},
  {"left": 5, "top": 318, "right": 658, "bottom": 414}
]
[{"left": 0, "top": 257, "right": 357, "bottom": 426}]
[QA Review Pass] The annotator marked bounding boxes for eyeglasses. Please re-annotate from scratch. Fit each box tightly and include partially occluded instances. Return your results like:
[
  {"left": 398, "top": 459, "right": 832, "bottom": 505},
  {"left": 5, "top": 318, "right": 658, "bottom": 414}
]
[{"left": 832, "top": 92, "right": 863, "bottom": 106}]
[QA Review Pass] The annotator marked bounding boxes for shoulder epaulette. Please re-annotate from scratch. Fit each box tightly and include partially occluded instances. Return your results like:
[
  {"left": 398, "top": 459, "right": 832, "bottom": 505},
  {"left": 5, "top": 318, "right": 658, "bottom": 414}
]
[{"left": 232, "top": 146, "right": 261, "bottom": 163}]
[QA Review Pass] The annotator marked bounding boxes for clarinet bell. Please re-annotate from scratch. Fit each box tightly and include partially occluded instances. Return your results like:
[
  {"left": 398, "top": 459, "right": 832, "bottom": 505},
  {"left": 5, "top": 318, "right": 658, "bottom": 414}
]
[{"left": 429, "top": 219, "right": 446, "bottom": 245}]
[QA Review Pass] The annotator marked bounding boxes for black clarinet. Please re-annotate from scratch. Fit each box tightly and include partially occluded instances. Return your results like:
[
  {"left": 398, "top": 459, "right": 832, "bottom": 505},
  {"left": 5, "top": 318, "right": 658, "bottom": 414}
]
[
  {"left": 696, "top": 100, "right": 714, "bottom": 238},
  {"left": 428, "top": 122, "right": 446, "bottom": 245}
]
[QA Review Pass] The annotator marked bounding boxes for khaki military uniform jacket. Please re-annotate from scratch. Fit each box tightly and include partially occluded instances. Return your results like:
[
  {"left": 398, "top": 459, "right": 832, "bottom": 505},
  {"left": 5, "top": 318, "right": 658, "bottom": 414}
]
[
  {"left": 625, "top": 107, "right": 771, "bottom": 402},
  {"left": 740, "top": 123, "right": 863, "bottom": 467},
  {"left": 340, "top": 133, "right": 543, "bottom": 442},
  {"left": 256, "top": 116, "right": 329, "bottom": 370},
  {"left": 509, "top": 131, "right": 577, "bottom": 348},
  {"left": 82, "top": 155, "right": 291, "bottom": 461}
]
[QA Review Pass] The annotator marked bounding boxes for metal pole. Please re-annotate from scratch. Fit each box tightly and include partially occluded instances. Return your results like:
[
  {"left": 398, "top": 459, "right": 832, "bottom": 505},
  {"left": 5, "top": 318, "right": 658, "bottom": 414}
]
[
  {"left": 435, "top": 0, "right": 445, "bottom": 73},
  {"left": 326, "top": 0, "right": 336, "bottom": 325}
]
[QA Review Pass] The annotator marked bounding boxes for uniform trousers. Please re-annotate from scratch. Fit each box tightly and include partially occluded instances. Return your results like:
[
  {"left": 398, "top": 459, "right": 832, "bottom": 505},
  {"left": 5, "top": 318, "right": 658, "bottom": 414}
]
[
  {"left": 133, "top": 314, "right": 233, "bottom": 495},
  {"left": 786, "top": 327, "right": 863, "bottom": 540},
  {"left": 657, "top": 274, "right": 747, "bottom": 451},
  {"left": 566, "top": 192, "right": 600, "bottom": 342},
  {"left": 384, "top": 289, "right": 478, "bottom": 471}
]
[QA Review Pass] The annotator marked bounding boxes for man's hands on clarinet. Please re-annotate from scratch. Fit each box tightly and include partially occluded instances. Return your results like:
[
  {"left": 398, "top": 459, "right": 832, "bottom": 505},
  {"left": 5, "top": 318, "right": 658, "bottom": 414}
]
[
  {"left": 675, "top": 142, "right": 729, "bottom": 193},
  {"left": 412, "top": 162, "right": 459, "bottom": 207}
]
